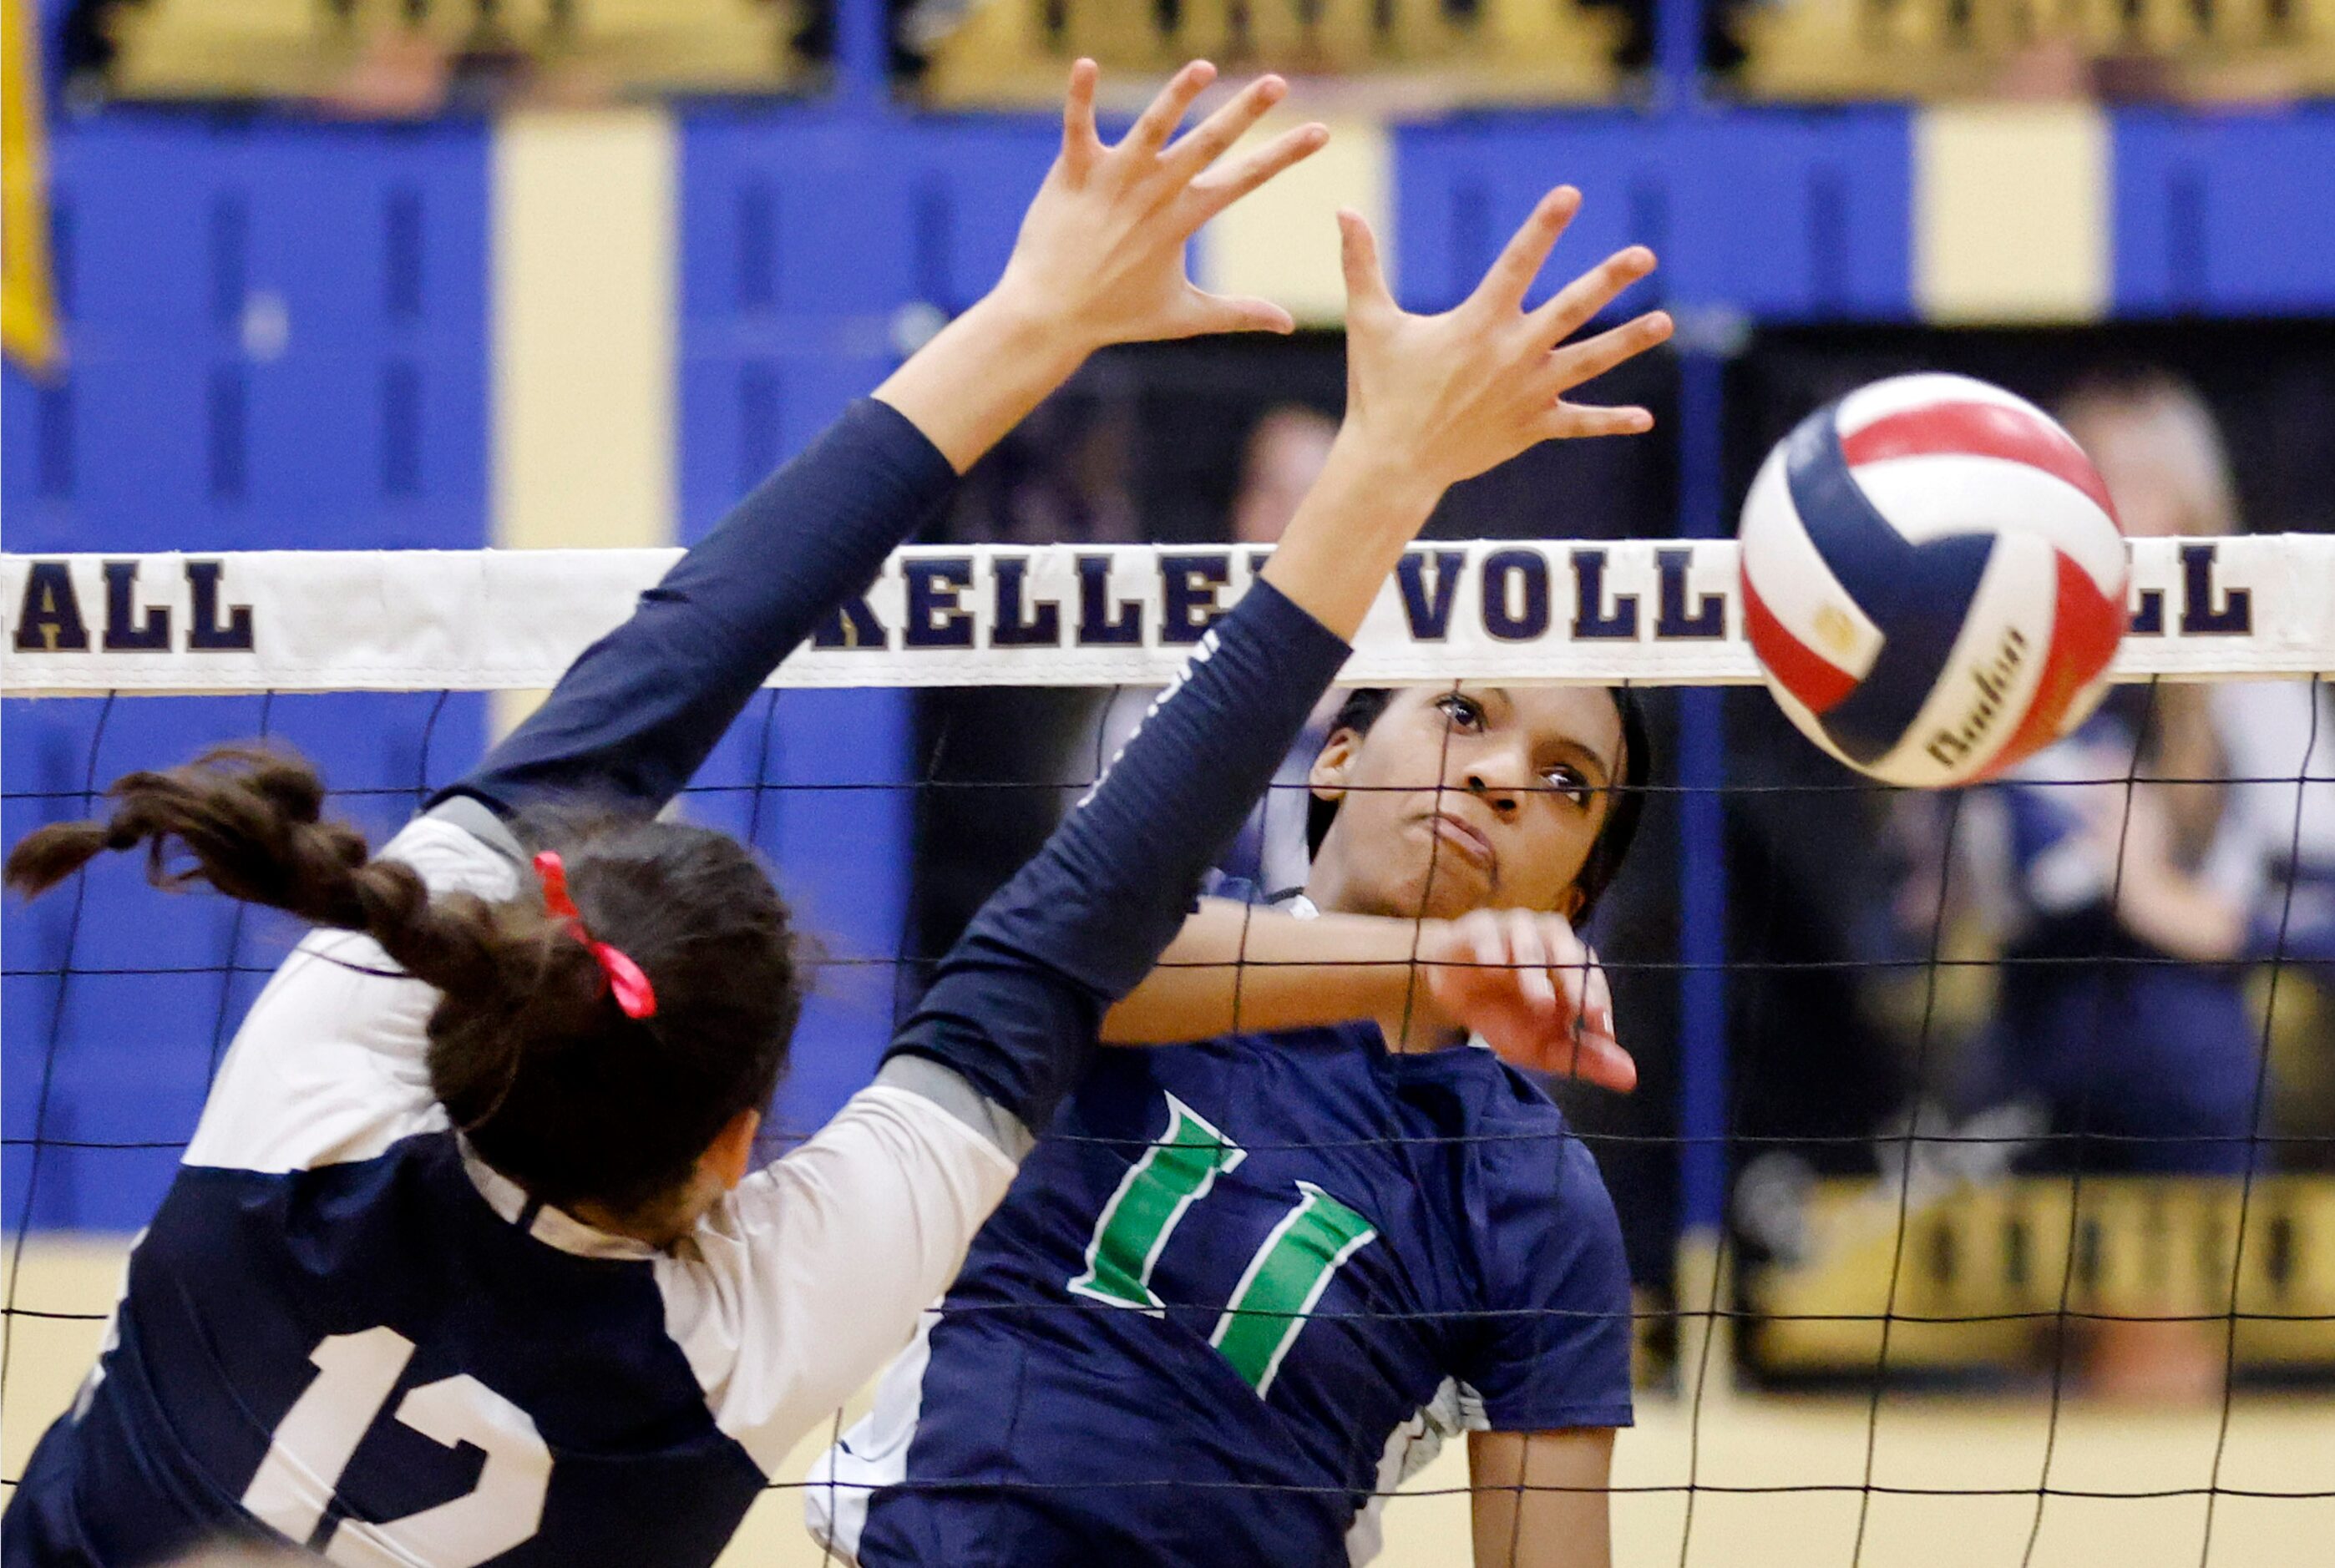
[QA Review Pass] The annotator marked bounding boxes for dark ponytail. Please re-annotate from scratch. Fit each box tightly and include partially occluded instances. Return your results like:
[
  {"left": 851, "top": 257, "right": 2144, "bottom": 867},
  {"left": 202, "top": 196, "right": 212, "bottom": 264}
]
[
  {"left": 5, "top": 746, "right": 524, "bottom": 999},
  {"left": 8, "top": 746, "right": 803, "bottom": 1222}
]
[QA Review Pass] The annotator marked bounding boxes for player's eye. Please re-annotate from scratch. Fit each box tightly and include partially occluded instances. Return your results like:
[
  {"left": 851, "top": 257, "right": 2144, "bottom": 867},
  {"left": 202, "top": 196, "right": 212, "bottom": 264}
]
[
  {"left": 1432, "top": 693, "right": 1486, "bottom": 731},
  {"left": 1542, "top": 765, "right": 1593, "bottom": 808}
]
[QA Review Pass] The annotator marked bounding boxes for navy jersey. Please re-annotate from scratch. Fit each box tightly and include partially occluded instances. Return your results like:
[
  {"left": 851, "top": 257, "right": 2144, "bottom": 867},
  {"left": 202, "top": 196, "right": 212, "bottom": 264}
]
[
  {"left": 7, "top": 814, "right": 1017, "bottom": 1568},
  {"left": 810, "top": 1019, "right": 1633, "bottom": 1567}
]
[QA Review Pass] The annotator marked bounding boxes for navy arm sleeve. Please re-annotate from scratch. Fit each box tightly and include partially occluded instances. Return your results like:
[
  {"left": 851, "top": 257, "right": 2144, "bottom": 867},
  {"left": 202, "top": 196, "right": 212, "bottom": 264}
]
[
  {"left": 884, "top": 578, "right": 1350, "bottom": 1132},
  {"left": 439, "top": 399, "right": 956, "bottom": 817}
]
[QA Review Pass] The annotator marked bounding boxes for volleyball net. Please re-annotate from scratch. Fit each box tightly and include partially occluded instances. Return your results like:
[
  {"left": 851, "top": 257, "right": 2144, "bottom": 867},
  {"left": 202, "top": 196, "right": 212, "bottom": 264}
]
[{"left": 3, "top": 534, "right": 2332, "bottom": 1561}]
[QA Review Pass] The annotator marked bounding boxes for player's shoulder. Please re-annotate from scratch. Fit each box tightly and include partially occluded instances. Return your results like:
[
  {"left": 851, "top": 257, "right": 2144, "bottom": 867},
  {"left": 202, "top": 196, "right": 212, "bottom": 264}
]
[
  {"left": 386, "top": 797, "right": 527, "bottom": 901},
  {"left": 1421, "top": 1050, "right": 1615, "bottom": 1228},
  {"left": 1396, "top": 1040, "right": 1570, "bottom": 1133}
]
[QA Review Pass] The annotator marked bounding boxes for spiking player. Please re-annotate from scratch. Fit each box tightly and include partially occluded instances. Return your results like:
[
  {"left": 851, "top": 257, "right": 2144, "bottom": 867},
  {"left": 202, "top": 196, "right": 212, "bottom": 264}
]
[
  {"left": 810, "top": 196, "right": 1671, "bottom": 1568},
  {"left": 1, "top": 61, "right": 1373, "bottom": 1568}
]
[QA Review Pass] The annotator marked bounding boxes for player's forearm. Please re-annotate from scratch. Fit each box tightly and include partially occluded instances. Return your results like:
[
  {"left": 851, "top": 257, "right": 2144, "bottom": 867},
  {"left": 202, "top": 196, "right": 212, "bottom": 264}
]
[
  {"left": 442, "top": 400, "right": 955, "bottom": 817},
  {"left": 874, "top": 289, "right": 1092, "bottom": 475},
  {"left": 1469, "top": 1429, "right": 1614, "bottom": 1568},
  {"left": 1102, "top": 899, "right": 1451, "bottom": 1045}
]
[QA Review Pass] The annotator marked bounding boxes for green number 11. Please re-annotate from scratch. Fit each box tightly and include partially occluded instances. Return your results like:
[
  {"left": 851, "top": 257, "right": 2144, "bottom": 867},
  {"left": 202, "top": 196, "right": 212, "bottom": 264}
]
[{"left": 1068, "top": 1095, "right": 1378, "bottom": 1399}]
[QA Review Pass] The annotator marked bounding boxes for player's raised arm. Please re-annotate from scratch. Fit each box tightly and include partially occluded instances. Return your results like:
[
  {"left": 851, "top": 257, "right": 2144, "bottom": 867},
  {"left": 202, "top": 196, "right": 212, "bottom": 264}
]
[
  {"left": 447, "top": 61, "right": 1329, "bottom": 819},
  {"left": 878, "top": 188, "right": 1671, "bottom": 1147}
]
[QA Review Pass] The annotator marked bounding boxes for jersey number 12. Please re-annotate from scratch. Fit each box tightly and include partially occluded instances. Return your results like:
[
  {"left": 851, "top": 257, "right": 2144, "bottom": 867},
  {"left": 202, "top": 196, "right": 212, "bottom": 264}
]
[
  {"left": 1067, "top": 1095, "right": 1377, "bottom": 1399},
  {"left": 241, "top": 1326, "right": 552, "bottom": 1565}
]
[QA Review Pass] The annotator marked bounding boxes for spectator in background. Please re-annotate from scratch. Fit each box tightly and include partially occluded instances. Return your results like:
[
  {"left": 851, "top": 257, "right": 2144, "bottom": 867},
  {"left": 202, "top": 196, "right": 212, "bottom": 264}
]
[
  {"left": 1230, "top": 404, "right": 1339, "bottom": 547},
  {"left": 1971, "top": 367, "right": 2335, "bottom": 1399}
]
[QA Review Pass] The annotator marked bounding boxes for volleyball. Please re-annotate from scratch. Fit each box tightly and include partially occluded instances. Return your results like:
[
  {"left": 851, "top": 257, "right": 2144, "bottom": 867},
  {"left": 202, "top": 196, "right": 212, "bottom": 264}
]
[{"left": 1738, "top": 372, "right": 2130, "bottom": 788}]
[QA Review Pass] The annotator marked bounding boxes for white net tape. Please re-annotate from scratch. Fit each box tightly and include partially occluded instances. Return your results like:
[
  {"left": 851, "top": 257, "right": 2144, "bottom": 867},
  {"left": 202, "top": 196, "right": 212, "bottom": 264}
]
[{"left": 6, "top": 535, "right": 2332, "bottom": 695}]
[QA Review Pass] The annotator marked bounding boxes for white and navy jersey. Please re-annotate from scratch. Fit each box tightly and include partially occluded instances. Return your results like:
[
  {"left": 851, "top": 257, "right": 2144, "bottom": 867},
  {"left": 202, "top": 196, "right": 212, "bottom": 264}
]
[
  {"left": 808, "top": 1021, "right": 1633, "bottom": 1568},
  {"left": 6, "top": 811, "right": 1018, "bottom": 1568}
]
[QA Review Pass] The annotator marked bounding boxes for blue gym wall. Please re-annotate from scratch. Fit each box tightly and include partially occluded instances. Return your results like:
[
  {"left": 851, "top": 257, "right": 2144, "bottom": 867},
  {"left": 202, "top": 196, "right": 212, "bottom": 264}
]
[
  {"left": 6, "top": 22, "right": 2335, "bottom": 1229},
  {"left": 3, "top": 117, "right": 494, "bottom": 1227}
]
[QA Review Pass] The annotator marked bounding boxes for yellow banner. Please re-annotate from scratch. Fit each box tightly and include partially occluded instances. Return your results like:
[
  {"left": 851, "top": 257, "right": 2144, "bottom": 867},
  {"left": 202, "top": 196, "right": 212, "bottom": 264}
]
[{"left": 1749, "top": 1176, "right": 2335, "bottom": 1373}]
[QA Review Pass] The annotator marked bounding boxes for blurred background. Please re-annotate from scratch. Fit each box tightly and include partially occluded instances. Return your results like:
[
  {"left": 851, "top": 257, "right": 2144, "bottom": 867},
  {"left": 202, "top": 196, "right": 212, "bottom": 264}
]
[{"left": 3, "top": 0, "right": 2333, "bottom": 1561}]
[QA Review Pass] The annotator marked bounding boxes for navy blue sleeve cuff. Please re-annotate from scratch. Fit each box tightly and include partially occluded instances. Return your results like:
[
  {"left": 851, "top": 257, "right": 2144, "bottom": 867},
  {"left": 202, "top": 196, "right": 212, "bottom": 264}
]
[
  {"left": 885, "top": 577, "right": 1351, "bottom": 1130},
  {"left": 440, "top": 398, "right": 955, "bottom": 818}
]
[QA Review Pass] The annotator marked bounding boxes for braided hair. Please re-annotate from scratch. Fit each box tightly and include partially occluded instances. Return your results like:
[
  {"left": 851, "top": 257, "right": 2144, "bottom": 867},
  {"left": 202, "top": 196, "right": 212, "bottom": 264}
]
[{"left": 7, "top": 746, "right": 804, "bottom": 1219}]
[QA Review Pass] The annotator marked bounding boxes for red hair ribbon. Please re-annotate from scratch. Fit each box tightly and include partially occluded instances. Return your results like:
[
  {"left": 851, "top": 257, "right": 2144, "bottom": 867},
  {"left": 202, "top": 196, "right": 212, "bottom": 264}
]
[{"left": 533, "top": 852, "right": 658, "bottom": 1021}]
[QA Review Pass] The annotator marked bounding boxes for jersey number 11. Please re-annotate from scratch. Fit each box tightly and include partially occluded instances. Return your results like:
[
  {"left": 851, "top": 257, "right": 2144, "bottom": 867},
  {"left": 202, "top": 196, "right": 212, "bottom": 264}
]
[{"left": 1066, "top": 1095, "right": 1377, "bottom": 1399}]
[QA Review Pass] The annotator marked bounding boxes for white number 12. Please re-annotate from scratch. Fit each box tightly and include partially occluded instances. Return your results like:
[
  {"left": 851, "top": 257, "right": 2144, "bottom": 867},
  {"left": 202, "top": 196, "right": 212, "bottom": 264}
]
[{"left": 241, "top": 1326, "right": 552, "bottom": 1566}]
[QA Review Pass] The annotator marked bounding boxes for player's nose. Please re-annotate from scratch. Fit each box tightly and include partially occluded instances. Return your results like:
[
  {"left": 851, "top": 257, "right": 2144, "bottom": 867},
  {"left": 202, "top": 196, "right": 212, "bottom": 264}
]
[{"left": 1456, "top": 741, "right": 1531, "bottom": 816}]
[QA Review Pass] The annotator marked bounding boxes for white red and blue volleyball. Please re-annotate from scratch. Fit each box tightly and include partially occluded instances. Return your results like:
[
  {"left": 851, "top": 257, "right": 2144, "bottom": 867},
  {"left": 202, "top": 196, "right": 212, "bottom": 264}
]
[{"left": 1738, "top": 372, "right": 2128, "bottom": 789}]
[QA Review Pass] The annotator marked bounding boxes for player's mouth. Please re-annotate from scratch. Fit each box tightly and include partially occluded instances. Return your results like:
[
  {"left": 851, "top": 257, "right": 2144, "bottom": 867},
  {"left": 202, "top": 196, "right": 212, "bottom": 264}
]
[{"left": 1423, "top": 812, "right": 1498, "bottom": 883}]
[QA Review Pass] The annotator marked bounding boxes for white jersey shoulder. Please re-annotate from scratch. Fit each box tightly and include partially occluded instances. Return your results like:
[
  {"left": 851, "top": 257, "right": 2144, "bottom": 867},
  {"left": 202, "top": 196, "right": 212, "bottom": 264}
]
[
  {"left": 660, "top": 1085, "right": 1013, "bottom": 1476},
  {"left": 182, "top": 812, "right": 520, "bottom": 1176}
]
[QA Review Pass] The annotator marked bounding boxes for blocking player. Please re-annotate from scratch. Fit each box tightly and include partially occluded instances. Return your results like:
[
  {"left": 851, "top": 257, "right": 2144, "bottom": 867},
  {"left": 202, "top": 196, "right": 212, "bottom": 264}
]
[
  {"left": 3, "top": 62, "right": 1670, "bottom": 1568},
  {"left": 2, "top": 61, "right": 1352, "bottom": 1568},
  {"left": 810, "top": 206, "right": 1666, "bottom": 1568}
]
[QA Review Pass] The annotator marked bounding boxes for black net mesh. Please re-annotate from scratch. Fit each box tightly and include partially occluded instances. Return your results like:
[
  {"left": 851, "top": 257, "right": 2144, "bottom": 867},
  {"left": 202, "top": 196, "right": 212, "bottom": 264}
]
[{"left": 3, "top": 674, "right": 2332, "bottom": 1564}]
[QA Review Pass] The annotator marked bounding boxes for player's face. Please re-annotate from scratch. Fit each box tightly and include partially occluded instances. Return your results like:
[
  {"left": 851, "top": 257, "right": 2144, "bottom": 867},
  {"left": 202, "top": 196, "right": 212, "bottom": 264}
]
[{"left": 1306, "top": 685, "right": 1624, "bottom": 923}]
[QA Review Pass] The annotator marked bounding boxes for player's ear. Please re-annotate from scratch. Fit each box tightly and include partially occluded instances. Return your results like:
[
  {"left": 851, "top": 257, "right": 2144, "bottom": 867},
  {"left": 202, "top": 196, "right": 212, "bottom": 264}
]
[
  {"left": 703, "top": 1107, "right": 760, "bottom": 1192},
  {"left": 1309, "top": 728, "right": 1360, "bottom": 805}
]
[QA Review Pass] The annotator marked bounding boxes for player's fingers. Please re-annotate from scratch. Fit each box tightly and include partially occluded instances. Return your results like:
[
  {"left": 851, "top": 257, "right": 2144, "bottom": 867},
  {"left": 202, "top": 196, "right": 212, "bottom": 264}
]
[
  {"left": 1466, "top": 911, "right": 1505, "bottom": 984},
  {"left": 1542, "top": 914, "right": 1590, "bottom": 1019},
  {"left": 1541, "top": 908, "right": 1584, "bottom": 966},
  {"left": 1473, "top": 186, "right": 1581, "bottom": 316},
  {"left": 1188, "top": 120, "right": 1329, "bottom": 216},
  {"left": 1339, "top": 210, "right": 1395, "bottom": 320},
  {"left": 1582, "top": 943, "right": 1615, "bottom": 1039},
  {"left": 1122, "top": 59, "right": 1217, "bottom": 157},
  {"left": 1527, "top": 245, "right": 1657, "bottom": 347},
  {"left": 1164, "top": 73, "right": 1289, "bottom": 181},
  {"left": 1565, "top": 1034, "right": 1639, "bottom": 1094},
  {"left": 1505, "top": 908, "right": 1558, "bottom": 1013},
  {"left": 1541, "top": 402, "right": 1656, "bottom": 442},
  {"left": 1183, "top": 289, "right": 1298, "bottom": 337},
  {"left": 1542, "top": 309, "right": 1674, "bottom": 395},
  {"left": 1061, "top": 58, "right": 1101, "bottom": 166}
]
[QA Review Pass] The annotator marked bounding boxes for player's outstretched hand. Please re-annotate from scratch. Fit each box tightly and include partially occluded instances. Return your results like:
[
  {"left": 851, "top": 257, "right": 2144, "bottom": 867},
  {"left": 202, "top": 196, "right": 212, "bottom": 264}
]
[
  {"left": 1418, "top": 908, "right": 1635, "bottom": 1092},
  {"left": 995, "top": 58, "right": 1329, "bottom": 351},
  {"left": 1336, "top": 188, "right": 1673, "bottom": 494},
  {"left": 877, "top": 59, "right": 1326, "bottom": 472},
  {"left": 1255, "top": 188, "right": 1671, "bottom": 641}
]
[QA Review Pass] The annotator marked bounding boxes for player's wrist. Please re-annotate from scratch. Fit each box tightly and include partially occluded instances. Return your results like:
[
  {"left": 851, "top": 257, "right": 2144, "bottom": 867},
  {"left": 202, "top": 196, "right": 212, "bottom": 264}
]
[
  {"left": 1319, "top": 424, "right": 1447, "bottom": 518},
  {"left": 975, "top": 276, "right": 1109, "bottom": 370}
]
